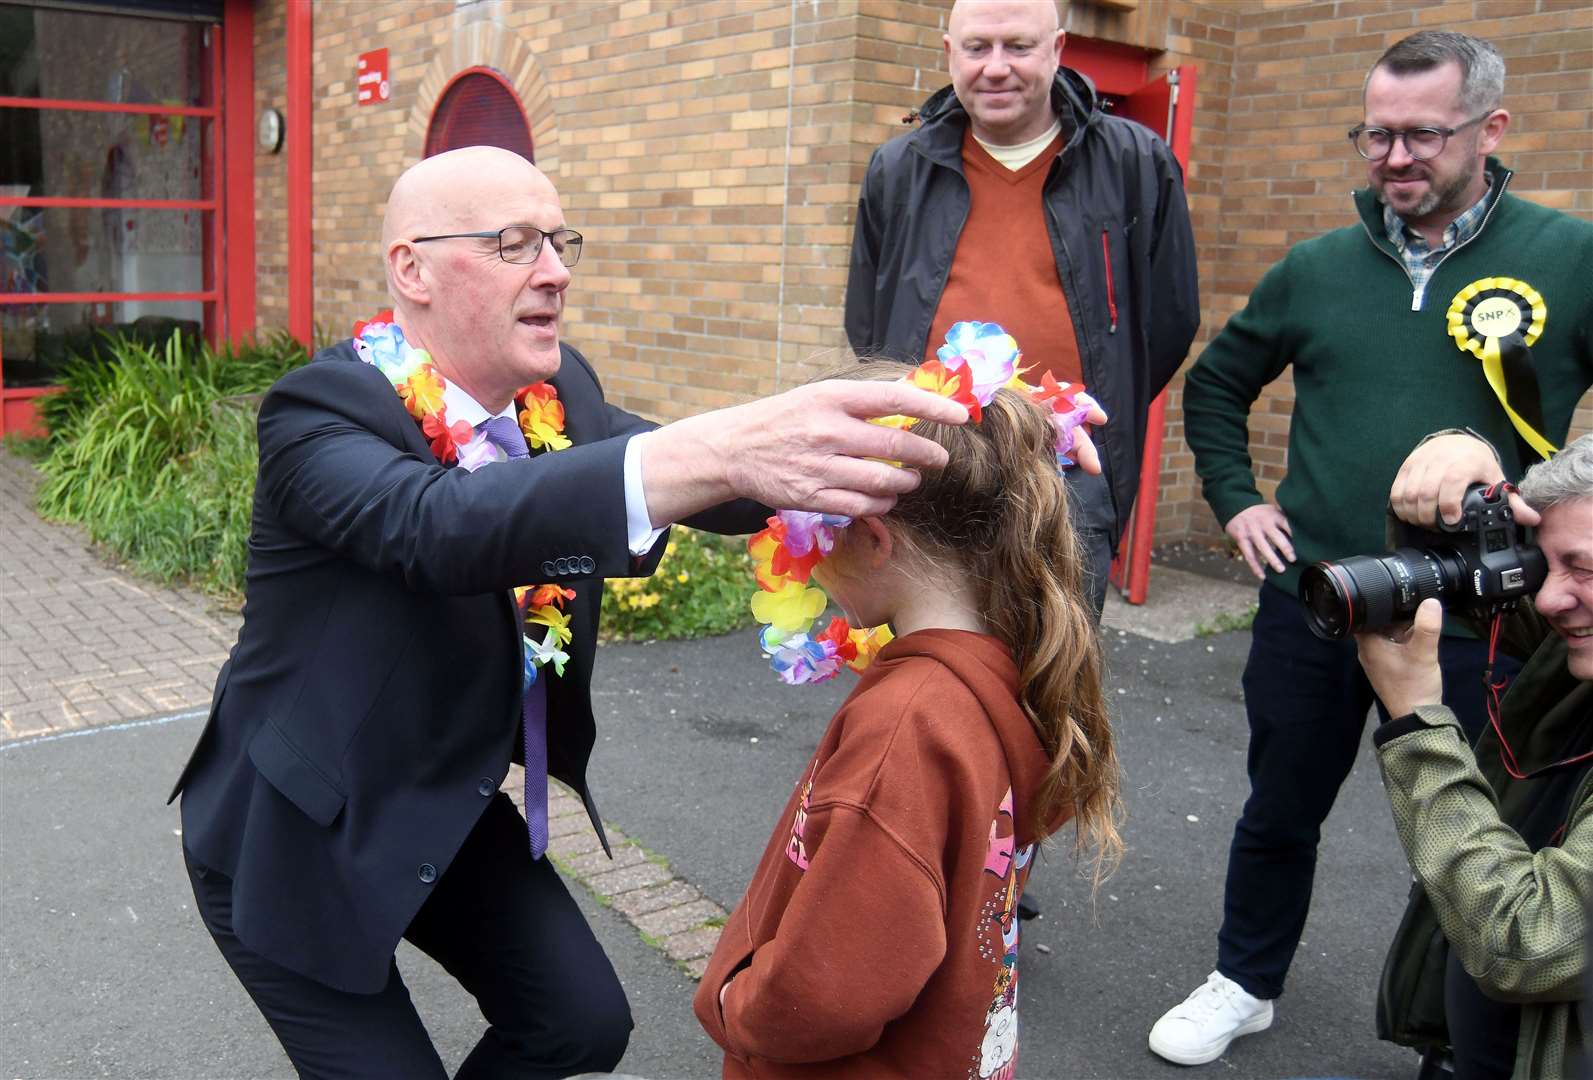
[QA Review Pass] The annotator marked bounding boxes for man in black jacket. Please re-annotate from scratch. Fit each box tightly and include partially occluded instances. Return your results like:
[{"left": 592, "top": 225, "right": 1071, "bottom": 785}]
[
  {"left": 844, "top": 0, "right": 1199, "bottom": 615},
  {"left": 170, "top": 146, "right": 968, "bottom": 1078}
]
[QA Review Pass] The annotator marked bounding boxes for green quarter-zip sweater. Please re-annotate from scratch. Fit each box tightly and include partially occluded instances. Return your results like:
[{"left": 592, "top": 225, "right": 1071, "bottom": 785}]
[{"left": 1185, "top": 160, "right": 1593, "bottom": 597}]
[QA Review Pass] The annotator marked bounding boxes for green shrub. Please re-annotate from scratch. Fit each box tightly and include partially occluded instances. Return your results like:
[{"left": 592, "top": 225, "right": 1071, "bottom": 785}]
[
  {"left": 89, "top": 403, "right": 260, "bottom": 596},
  {"left": 601, "top": 527, "right": 756, "bottom": 641},
  {"left": 32, "top": 329, "right": 306, "bottom": 599}
]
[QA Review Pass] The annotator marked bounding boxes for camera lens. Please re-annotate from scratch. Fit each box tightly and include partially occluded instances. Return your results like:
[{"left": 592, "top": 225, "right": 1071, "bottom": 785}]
[{"left": 1299, "top": 549, "right": 1457, "bottom": 641}]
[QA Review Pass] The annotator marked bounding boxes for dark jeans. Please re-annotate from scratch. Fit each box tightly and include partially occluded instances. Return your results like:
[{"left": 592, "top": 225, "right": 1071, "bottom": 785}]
[
  {"left": 187, "top": 794, "right": 632, "bottom": 1079},
  {"left": 1215, "top": 583, "right": 1517, "bottom": 1001},
  {"left": 1063, "top": 458, "right": 1114, "bottom": 620}
]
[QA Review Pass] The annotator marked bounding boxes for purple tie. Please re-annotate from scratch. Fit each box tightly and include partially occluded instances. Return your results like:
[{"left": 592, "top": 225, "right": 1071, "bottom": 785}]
[
  {"left": 477, "top": 417, "right": 549, "bottom": 860},
  {"left": 479, "top": 416, "right": 530, "bottom": 461}
]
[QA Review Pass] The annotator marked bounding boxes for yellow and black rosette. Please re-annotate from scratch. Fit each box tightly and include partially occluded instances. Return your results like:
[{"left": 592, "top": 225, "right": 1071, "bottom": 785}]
[{"left": 1447, "top": 276, "right": 1556, "bottom": 460}]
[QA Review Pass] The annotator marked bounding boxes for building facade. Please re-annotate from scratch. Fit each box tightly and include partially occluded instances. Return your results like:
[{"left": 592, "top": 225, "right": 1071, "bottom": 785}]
[{"left": 3, "top": 0, "right": 1590, "bottom": 551}]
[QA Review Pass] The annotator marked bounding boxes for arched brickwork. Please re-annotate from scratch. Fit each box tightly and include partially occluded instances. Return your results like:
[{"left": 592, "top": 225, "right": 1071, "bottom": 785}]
[{"left": 408, "top": 18, "right": 558, "bottom": 177}]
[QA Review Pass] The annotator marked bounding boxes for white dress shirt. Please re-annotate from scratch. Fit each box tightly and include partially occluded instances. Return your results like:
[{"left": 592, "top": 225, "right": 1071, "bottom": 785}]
[{"left": 442, "top": 380, "right": 664, "bottom": 557}]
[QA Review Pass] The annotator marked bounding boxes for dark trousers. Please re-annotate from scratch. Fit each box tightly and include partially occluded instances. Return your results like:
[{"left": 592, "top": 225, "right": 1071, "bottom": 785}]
[
  {"left": 1216, "top": 583, "right": 1516, "bottom": 1001},
  {"left": 1063, "top": 458, "right": 1115, "bottom": 620},
  {"left": 187, "top": 794, "right": 632, "bottom": 1079}
]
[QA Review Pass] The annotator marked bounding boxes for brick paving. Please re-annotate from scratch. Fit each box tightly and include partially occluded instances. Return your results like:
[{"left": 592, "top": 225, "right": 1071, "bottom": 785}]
[
  {"left": 512, "top": 766, "right": 729, "bottom": 978},
  {"left": 0, "top": 450, "right": 240, "bottom": 742},
  {"left": 0, "top": 443, "right": 727, "bottom": 976}
]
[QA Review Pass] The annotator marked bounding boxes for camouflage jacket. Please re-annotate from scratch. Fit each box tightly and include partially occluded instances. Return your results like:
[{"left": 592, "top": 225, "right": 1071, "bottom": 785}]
[{"left": 1376, "top": 604, "right": 1592, "bottom": 1078}]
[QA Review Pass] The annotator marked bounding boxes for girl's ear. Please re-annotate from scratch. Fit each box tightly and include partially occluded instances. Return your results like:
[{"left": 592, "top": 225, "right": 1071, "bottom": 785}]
[{"left": 857, "top": 516, "right": 894, "bottom": 569}]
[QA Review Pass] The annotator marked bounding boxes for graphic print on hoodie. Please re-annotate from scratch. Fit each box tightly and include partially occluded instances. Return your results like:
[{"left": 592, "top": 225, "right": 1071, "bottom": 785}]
[{"left": 975, "top": 787, "right": 1034, "bottom": 1080}]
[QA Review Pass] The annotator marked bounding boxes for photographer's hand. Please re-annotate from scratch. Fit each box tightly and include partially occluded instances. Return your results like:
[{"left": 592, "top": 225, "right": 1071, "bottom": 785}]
[
  {"left": 1390, "top": 433, "right": 1540, "bottom": 529},
  {"left": 1355, "top": 597, "right": 1446, "bottom": 720},
  {"left": 1224, "top": 503, "right": 1296, "bottom": 580}
]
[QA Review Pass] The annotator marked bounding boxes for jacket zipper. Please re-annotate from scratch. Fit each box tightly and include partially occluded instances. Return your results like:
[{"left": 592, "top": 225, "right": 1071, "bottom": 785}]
[
  {"left": 1355, "top": 170, "right": 1512, "bottom": 312},
  {"left": 1100, "top": 227, "right": 1119, "bottom": 334}
]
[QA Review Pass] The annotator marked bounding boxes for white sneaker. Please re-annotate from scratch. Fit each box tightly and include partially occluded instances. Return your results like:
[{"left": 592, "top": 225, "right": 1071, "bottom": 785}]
[{"left": 1148, "top": 970, "right": 1274, "bottom": 1065}]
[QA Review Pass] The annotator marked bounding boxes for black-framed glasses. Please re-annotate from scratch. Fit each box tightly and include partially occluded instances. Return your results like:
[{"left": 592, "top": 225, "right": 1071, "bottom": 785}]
[
  {"left": 1348, "top": 114, "right": 1490, "bottom": 161},
  {"left": 410, "top": 226, "right": 583, "bottom": 267}
]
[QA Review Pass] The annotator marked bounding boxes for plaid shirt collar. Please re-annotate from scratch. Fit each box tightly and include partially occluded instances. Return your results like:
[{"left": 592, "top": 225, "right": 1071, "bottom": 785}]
[{"left": 1382, "top": 176, "right": 1493, "bottom": 264}]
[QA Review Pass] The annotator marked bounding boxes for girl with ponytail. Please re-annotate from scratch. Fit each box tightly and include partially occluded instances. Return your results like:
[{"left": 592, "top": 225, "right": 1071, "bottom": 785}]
[{"left": 694, "top": 357, "right": 1121, "bottom": 1079}]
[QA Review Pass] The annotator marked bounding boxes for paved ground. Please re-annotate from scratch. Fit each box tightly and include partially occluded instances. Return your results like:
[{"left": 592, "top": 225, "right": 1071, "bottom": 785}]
[
  {"left": 0, "top": 447, "right": 1425, "bottom": 1079},
  {"left": 0, "top": 451, "right": 240, "bottom": 740}
]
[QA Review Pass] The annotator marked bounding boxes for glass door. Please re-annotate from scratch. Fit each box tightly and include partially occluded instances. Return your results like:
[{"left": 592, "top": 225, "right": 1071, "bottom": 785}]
[{"left": 0, "top": 1, "right": 222, "bottom": 435}]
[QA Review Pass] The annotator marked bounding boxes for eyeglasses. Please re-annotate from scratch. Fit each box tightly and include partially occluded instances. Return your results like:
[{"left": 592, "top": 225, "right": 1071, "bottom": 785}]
[
  {"left": 1348, "top": 114, "right": 1490, "bottom": 161},
  {"left": 410, "top": 226, "right": 584, "bottom": 267}
]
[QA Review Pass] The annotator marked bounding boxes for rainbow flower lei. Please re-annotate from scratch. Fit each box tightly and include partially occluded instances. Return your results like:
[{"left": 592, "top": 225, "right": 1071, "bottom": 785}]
[
  {"left": 747, "top": 321, "right": 1095, "bottom": 685},
  {"left": 352, "top": 311, "right": 576, "bottom": 686}
]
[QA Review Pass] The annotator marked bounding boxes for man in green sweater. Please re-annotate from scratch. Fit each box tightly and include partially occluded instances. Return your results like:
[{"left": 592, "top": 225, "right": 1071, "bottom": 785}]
[{"left": 1149, "top": 30, "right": 1593, "bottom": 1067}]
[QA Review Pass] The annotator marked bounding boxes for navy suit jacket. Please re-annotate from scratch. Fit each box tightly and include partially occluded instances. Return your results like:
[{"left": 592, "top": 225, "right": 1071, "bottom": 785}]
[{"left": 171, "top": 339, "right": 764, "bottom": 992}]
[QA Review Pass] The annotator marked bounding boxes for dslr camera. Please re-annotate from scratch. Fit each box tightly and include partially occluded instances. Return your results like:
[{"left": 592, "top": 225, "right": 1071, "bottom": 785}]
[{"left": 1299, "top": 483, "right": 1546, "bottom": 641}]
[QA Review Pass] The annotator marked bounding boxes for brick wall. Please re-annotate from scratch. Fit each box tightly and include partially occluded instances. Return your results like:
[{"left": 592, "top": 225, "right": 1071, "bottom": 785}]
[
  {"left": 1145, "top": 1, "right": 1239, "bottom": 544},
  {"left": 253, "top": 0, "right": 1592, "bottom": 547}
]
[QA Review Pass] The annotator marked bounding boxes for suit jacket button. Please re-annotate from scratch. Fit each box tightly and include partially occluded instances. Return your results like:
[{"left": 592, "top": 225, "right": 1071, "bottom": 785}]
[
  {"left": 541, "top": 560, "right": 556, "bottom": 577},
  {"left": 555, "top": 557, "right": 570, "bottom": 574},
  {"left": 478, "top": 778, "right": 495, "bottom": 797},
  {"left": 418, "top": 863, "right": 438, "bottom": 884},
  {"left": 578, "top": 556, "right": 595, "bottom": 574}
]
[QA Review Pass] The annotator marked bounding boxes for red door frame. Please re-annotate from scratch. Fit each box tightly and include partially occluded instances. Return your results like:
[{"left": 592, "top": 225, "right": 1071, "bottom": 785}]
[
  {"left": 1063, "top": 38, "right": 1199, "bottom": 605},
  {"left": 0, "top": 1, "right": 257, "bottom": 437},
  {"left": 1112, "top": 65, "right": 1197, "bottom": 605},
  {"left": 286, "top": 0, "right": 314, "bottom": 347}
]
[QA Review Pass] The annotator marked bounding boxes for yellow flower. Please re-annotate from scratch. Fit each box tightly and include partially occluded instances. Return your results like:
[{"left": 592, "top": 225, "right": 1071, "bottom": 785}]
[
  {"left": 747, "top": 528, "right": 791, "bottom": 592},
  {"left": 526, "top": 605, "right": 573, "bottom": 647},
  {"left": 519, "top": 394, "right": 572, "bottom": 452},
  {"left": 397, "top": 366, "right": 446, "bottom": 420},
  {"left": 750, "top": 580, "right": 826, "bottom": 635},
  {"left": 676, "top": 572, "right": 690, "bottom": 584},
  {"left": 638, "top": 593, "right": 662, "bottom": 609},
  {"left": 666, "top": 542, "right": 679, "bottom": 557},
  {"left": 847, "top": 623, "right": 895, "bottom": 672}
]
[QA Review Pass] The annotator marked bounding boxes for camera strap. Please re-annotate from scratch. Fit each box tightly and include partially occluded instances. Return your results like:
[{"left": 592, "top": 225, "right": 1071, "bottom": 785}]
[{"left": 1484, "top": 612, "right": 1593, "bottom": 782}]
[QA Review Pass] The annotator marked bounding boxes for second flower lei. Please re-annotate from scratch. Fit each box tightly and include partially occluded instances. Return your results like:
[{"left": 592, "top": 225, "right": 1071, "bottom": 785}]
[
  {"left": 352, "top": 310, "right": 577, "bottom": 687},
  {"left": 748, "top": 321, "right": 1095, "bottom": 686}
]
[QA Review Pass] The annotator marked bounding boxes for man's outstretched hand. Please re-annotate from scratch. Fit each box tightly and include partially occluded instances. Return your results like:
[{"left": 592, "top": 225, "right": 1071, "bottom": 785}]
[{"left": 641, "top": 380, "right": 971, "bottom": 524}]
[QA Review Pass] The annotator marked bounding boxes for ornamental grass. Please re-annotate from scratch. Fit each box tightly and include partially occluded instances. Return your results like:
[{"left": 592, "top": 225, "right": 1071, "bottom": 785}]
[{"left": 32, "top": 329, "right": 308, "bottom": 599}]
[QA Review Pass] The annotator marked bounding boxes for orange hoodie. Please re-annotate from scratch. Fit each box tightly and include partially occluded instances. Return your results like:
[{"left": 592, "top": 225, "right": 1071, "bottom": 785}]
[{"left": 693, "top": 629, "right": 1058, "bottom": 1079}]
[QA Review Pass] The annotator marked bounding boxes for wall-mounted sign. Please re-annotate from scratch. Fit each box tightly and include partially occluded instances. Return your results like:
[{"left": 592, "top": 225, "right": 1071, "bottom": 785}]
[{"left": 357, "top": 49, "right": 390, "bottom": 106}]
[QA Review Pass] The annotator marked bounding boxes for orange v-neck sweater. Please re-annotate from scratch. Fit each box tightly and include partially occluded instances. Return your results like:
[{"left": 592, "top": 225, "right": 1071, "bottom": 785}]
[{"left": 926, "top": 128, "right": 1082, "bottom": 386}]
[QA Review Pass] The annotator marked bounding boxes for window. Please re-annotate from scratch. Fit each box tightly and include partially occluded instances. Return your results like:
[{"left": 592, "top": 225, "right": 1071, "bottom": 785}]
[
  {"left": 424, "top": 68, "right": 533, "bottom": 162},
  {"left": 1, "top": 1, "right": 222, "bottom": 428}
]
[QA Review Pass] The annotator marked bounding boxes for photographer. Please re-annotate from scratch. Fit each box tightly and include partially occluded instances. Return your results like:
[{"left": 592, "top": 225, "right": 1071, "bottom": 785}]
[{"left": 1357, "top": 431, "right": 1592, "bottom": 1079}]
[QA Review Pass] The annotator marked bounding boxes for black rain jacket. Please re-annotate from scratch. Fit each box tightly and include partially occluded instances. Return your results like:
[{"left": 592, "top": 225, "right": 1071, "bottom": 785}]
[{"left": 845, "top": 68, "right": 1200, "bottom": 541}]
